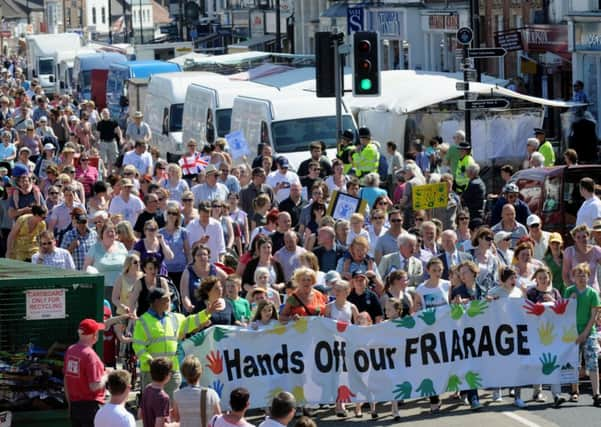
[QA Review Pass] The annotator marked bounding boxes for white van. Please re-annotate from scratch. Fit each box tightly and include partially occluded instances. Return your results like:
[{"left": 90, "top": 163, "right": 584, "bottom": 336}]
[
  {"left": 229, "top": 89, "right": 357, "bottom": 169},
  {"left": 144, "top": 71, "right": 228, "bottom": 155},
  {"left": 181, "top": 80, "right": 279, "bottom": 149}
]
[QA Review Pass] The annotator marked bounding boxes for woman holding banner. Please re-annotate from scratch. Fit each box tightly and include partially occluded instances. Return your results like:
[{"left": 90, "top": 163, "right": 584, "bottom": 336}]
[{"left": 280, "top": 267, "right": 327, "bottom": 321}]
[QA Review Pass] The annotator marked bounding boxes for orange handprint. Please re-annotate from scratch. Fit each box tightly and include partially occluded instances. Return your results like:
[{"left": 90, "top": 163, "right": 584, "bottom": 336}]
[
  {"left": 206, "top": 351, "right": 223, "bottom": 375},
  {"left": 336, "top": 385, "right": 356, "bottom": 403}
]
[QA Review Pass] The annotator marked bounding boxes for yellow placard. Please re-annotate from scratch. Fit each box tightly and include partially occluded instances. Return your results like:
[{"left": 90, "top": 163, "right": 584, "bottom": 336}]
[{"left": 412, "top": 183, "right": 448, "bottom": 210}]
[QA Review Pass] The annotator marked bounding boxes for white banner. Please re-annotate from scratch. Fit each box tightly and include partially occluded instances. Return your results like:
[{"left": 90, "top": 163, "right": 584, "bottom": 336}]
[{"left": 181, "top": 299, "right": 579, "bottom": 408}]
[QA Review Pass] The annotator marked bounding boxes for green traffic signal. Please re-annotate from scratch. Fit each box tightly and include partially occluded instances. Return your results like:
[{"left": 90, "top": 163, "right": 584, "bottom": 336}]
[{"left": 360, "top": 78, "right": 373, "bottom": 91}]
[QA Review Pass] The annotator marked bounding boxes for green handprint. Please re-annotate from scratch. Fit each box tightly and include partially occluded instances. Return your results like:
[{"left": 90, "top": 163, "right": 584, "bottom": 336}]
[
  {"left": 418, "top": 308, "right": 437, "bottom": 325},
  {"left": 465, "top": 371, "right": 482, "bottom": 389},
  {"left": 416, "top": 378, "right": 436, "bottom": 397},
  {"left": 392, "top": 316, "right": 416, "bottom": 329},
  {"left": 539, "top": 353, "right": 560, "bottom": 375},
  {"left": 190, "top": 330, "right": 207, "bottom": 347},
  {"left": 538, "top": 321, "right": 556, "bottom": 346},
  {"left": 213, "top": 327, "right": 231, "bottom": 342},
  {"left": 466, "top": 300, "right": 488, "bottom": 318},
  {"left": 450, "top": 304, "right": 465, "bottom": 320},
  {"left": 562, "top": 325, "right": 578, "bottom": 343},
  {"left": 446, "top": 374, "right": 462, "bottom": 393},
  {"left": 393, "top": 381, "right": 412, "bottom": 400}
]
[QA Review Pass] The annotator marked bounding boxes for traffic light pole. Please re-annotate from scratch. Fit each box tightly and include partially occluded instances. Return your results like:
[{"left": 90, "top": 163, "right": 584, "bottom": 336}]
[
  {"left": 334, "top": 37, "right": 342, "bottom": 141},
  {"left": 463, "top": 44, "right": 471, "bottom": 144}
]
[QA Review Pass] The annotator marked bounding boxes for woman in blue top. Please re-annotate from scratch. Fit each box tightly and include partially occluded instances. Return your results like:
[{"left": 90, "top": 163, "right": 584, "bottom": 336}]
[
  {"left": 358, "top": 172, "right": 389, "bottom": 209},
  {"left": 159, "top": 205, "right": 191, "bottom": 290}
]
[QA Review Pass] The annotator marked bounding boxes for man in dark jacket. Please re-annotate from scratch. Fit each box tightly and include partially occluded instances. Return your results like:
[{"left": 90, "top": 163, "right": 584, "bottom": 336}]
[
  {"left": 461, "top": 163, "right": 486, "bottom": 225},
  {"left": 489, "top": 182, "right": 531, "bottom": 226},
  {"left": 313, "top": 226, "right": 346, "bottom": 272}
]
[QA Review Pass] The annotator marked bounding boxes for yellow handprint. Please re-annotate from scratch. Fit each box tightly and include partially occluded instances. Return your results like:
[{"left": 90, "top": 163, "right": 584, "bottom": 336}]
[
  {"left": 562, "top": 325, "right": 578, "bottom": 343},
  {"left": 266, "top": 387, "right": 284, "bottom": 405},
  {"left": 293, "top": 317, "right": 309, "bottom": 334},
  {"left": 266, "top": 323, "right": 288, "bottom": 335},
  {"left": 292, "top": 385, "right": 307, "bottom": 405},
  {"left": 538, "top": 321, "right": 555, "bottom": 346}
]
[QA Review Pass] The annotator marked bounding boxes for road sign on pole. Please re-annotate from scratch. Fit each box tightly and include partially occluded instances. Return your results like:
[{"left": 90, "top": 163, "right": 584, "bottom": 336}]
[
  {"left": 456, "top": 27, "right": 473, "bottom": 45},
  {"left": 456, "top": 82, "right": 469, "bottom": 91},
  {"left": 457, "top": 98, "right": 510, "bottom": 110},
  {"left": 467, "top": 48, "right": 507, "bottom": 58}
]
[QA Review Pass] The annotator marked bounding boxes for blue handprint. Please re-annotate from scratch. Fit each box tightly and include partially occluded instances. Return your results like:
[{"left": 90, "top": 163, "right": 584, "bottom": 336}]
[
  {"left": 211, "top": 379, "right": 224, "bottom": 398},
  {"left": 539, "top": 353, "right": 560, "bottom": 375},
  {"left": 418, "top": 308, "right": 437, "bottom": 325}
]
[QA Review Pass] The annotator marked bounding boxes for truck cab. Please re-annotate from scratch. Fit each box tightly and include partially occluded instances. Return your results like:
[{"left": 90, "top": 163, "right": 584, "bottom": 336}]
[{"left": 514, "top": 165, "right": 601, "bottom": 240}]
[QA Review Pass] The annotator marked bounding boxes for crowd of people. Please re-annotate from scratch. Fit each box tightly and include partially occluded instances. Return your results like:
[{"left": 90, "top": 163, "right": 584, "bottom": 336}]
[{"left": 0, "top": 65, "right": 599, "bottom": 426}]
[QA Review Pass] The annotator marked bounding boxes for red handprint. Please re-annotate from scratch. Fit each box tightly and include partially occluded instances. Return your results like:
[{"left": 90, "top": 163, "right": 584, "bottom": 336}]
[
  {"left": 550, "top": 299, "right": 569, "bottom": 315},
  {"left": 206, "top": 351, "right": 223, "bottom": 375},
  {"left": 523, "top": 300, "right": 545, "bottom": 316},
  {"left": 336, "top": 321, "right": 349, "bottom": 333},
  {"left": 336, "top": 385, "right": 356, "bottom": 403}
]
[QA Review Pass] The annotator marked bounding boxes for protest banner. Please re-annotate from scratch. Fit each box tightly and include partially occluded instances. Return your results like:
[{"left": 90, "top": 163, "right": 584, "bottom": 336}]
[
  {"left": 412, "top": 182, "right": 448, "bottom": 210},
  {"left": 181, "top": 299, "right": 579, "bottom": 408}
]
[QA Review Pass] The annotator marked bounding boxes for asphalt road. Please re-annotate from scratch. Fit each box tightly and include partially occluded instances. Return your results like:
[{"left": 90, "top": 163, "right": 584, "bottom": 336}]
[{"left": 134, "top": 385, "right": 600, "bottom": 427}]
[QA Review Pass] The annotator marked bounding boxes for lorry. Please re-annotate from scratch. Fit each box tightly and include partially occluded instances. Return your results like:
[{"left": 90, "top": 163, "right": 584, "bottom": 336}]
[
  {"left": 25, "top": 33, "right": 84, "bottom": 96},
  {"left": 513, "top": 165, "right": 601, "bottom": 241},
  {"left": 105, "top": 60, "right": 181, "bottom": 121},
  {"left": 144, "top": 71, "right": 228, "bottom": 156},
  {"left": 73, "top": 52, "right": 127, "bottom": 102},
  {"left": 181, "top": 80, "right": 278, "bottom": 150},
  {"left": 229, "top": 89, "right": 357, "bottom": 169}
]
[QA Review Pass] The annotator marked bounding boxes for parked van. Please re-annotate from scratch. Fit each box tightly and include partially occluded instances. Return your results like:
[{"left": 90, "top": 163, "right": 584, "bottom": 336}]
[
  {"left": 106, "top": 60, "right": 181, "bottom": 121},
  {"left": 181, "top": 80, "right": 278, "bottom": 150},
  {"left": 229, "top": 89, "right": 357, "bottom": 168},
  {"left": 513, "top": 165, "right": 601, "bottom": 241},
  {"left": 73, "top": 52, "right": 127, "bottom": 102},
  {"left": 144, "top": 72, "right": 228, "bottom": 155}
]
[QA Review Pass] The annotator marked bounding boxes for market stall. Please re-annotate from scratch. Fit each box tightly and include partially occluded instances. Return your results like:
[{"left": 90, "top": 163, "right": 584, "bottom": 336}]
[{"left": 0, "top": 259, "right": 103, "bottom": 427}]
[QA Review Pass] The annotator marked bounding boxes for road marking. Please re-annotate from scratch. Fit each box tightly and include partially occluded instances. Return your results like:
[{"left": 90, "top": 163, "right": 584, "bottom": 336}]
[{"left": 502, "top": 411, "right": 542, "bottom": 427}]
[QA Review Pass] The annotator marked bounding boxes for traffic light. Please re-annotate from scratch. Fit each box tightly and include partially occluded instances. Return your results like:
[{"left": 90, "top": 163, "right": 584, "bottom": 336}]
[
  {"left": 315, "top": 32, "right": 336, "bottom": 98},
  {"left": 352, "top": 31, "right": 380, "bottom": 96}
]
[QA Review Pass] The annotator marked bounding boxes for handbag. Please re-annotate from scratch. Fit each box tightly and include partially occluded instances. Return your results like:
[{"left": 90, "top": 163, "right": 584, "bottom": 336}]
[{"left": 200, "top": 388, "right": 207, "bottom": 427}]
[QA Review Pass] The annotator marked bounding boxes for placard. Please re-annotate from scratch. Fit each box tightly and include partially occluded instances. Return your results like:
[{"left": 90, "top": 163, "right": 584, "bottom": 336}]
[
  {"left": 25, "top": 289, "right": 66, "bottom": 320},
  {"left": 326, "top": 191, "right": 367, "bottom": 220},
  {"left": 412, "top": 182, "right": 448, "bottom": 210},
  {"left": 226, "top": 130, "right": 250, "bottom": 160}
]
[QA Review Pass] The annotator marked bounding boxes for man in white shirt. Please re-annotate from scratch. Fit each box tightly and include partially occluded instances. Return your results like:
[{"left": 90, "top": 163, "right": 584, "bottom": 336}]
[
  {"left": 108, "top": 178, "right": 145, "bottom": 225},
  {"left": 186, "top": 203, "right": 226, "bottom": 263},
  {"left": 122, "top": 141, "right": 153, "bottom": 176},
  {"left": 191, "top": 164, "right": 229, "bottom": 202},
  {"left": 32, "top": 230, "right": 76, "bottom": 270},
  {"left": 527, "top": 214, "right": 550, "bottom": 260},
  {"left": 576, "top": 177, "right": 601, "bottom": 228},
  {"left": 94, "top": 370, "right": 136, "bottom": 427},
  {"left": 267, "top": 156, "right": 300, "bottom": 203},
  {"left": 259, "top": 391, "right": 296, "bottom": 427}
]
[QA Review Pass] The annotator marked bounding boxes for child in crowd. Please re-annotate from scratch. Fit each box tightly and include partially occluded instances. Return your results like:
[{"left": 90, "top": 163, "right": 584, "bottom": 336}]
[
  {"left": 209, "top": 387, "right": 254, "bottom": 427},
  {"left": 346, "top": 213, "right": 369, "bottom": 246},
  {"left": 251, "top": 300, "right": 279, "bottom": 330},
  {"left": 254, "top": 266, "right": 282, "bottom": 306},
  {"left": 564, "top": 263, "right": 601, "bottom": 407},
  {"left": 354, "top": 312, "right": 378, "bottom": 419},
  {"left": 487, "top": 267, "right": 526, "bottom": 407},
  {"left": 139, "top": 357, "right": 176, "bottom": 427},
  {"left": 225, "top": 275, "right": 251, "bottom": 325},
  {"left": 94, "top": 370, "right": 136, "bottom": 427}
]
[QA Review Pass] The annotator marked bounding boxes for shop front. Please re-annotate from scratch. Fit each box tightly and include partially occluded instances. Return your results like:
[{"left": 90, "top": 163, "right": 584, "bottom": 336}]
[{"left": 421, "top": 10, "right": 470, "bottom": 73}]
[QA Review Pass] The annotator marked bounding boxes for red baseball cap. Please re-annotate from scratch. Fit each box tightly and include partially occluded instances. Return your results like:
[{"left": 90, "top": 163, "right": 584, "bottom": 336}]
[{"left": 78, "top": 318, "right": 105, "bottom": 335}]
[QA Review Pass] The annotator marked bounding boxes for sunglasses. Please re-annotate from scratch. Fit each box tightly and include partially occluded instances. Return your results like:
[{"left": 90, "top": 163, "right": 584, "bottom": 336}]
[
  {"left": 373, "top": 216, "right": 384, "bottom": 220},
  {"left": 168, "top": 212, "right": 179, "bottom": 216},
  {"left": 40, "top": 242, "right": 53, "bottom": 246},
  {"left": 158, "top": 197, "right": 165, "bottom": 202},
  {"left": 124, "top": 172, "right": 134, "bottom": 176},
  {"left": 212, "top": 205, "right": 222, "bottom": 208},
  {"left": 458, "top": 217, "right": 469, "bottom": 221},
  {"left": 49, "top": 191, "right": 59, "bottom": 195},
  {"left": 131, "top": 260, "right": 139, "bottom": 265},
  {"left": 415, "top": 217, "right": 424, "bottom": 221},
  {"left": 145, "top": 228, "right": 158, "bottom": 232},
  {"left": 390, "top": 219, "right": 402, "bottom": 223},
  {"left": 182, "top": 199, "right": 193, "bottom": 202},
  {"left": 483, "top": 236, "right": 493, "bottom": 242},
  {"left": 80, "top": 158, "right": 89, "bottom": 161},
  {"left": 529, "top": 224, "right": 540, "bottom": 228}
]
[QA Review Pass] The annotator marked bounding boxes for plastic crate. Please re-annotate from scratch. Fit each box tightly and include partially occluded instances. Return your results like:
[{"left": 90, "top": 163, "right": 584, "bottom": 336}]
[{"left": 0, "top": 259, "right": 104, "bottom": 426}]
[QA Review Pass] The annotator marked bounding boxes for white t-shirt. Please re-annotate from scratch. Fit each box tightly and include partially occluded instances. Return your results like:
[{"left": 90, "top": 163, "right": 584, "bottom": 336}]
[
  {"left": 122, "top": 150, "right": 153, "bottom": 175},
  {"left": 266, "top": 170, "right": 300, "bottom": 202},
  {"left": 210, "top": 415, "right": 255, "bottom": 427},
  {"left": 94, "top": 403, "right": 136, "bottom": 427},
  {"left": 108, "top": 194, "right": 145, "bottom": 225},
  {"left": 416, "top": 280, "right": 451, "bottom": 308}
]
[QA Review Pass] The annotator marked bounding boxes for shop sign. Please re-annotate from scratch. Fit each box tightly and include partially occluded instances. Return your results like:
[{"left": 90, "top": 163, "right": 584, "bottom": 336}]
[
  {"left": 523, "top": 25, "right": 567, "bottom": 54},
  {"left": 494, "top": 29, "right": 523, "bottom": 51},
  {"left": 347, "top": 7, "right": 364, "bottom": 34},
  {"left": 368, "top": 10, "right": 402, "bottom": 37},
  {"left": 428, "top": 14, "right": 459, "bottom": 31},
  {"left": 25, "top": 289, "right": 66, "bottom": 321},
  {"left": 574, "top": 22, "right": 601, "bottom": 51}
]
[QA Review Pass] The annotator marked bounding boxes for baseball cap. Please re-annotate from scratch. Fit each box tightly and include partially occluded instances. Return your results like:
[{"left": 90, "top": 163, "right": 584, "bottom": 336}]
[
  {"left": 352, "top": 270, "right": 368, "bottom": 278},
  {"left": 276, "top": 156, "right": 289, "bottom": 168},
  {"left": 548, "top": 232, "right": 563, "bottom": 244},
  {"left": 494, "top": 230, "right": 512, "bottom": 244},
  {"left": 148, "top": 287, "right": 171, "bottom": 303},
  {"left": 78, "top": 318, "right": 105, "bottom": 335},
  {"left": 503, "top": 182, "right": 519, "bottom": 193},
  {"left": 325, "top": 271, "right": 341, "bottom": 285},
  {"left": 592, "top": 218, "right": 601, "bottom": 232},
  {"left": 526, "top": 214, "right": 541, "bottom": 227},
  {"left": 43, "top": 143, "right": 56, "bottom": 151},
  {"left": 248, "top": 287, "right": 267, "bottom": 299}
]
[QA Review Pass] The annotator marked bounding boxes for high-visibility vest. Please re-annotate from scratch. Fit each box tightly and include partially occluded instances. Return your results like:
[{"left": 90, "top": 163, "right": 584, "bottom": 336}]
[
  {"left": 352, "top": 142, "right": 380, "bottom": 177},
  {"left": 132, "top": 310, "right": 209, "bottom": 372},
  {"left": 454, "top": 154, "right": 474, "bottom": 193}
]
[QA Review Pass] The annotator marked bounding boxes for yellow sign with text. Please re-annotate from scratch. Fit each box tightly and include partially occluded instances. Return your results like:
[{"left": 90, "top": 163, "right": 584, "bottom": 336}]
[{"left": 412, "top": 183, "right": 448, "bottom": 210}]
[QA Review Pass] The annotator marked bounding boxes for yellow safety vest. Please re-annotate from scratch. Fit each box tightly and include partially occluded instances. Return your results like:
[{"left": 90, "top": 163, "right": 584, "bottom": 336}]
[
  {"left": 352, "top": 142, "right": 380, "bottom": 177},
  {"left": 132, "top": 310, "right": 210, "bottom": 372},
  {"left": 454, "top": 154, "right": 474, "bottom": 193}
]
